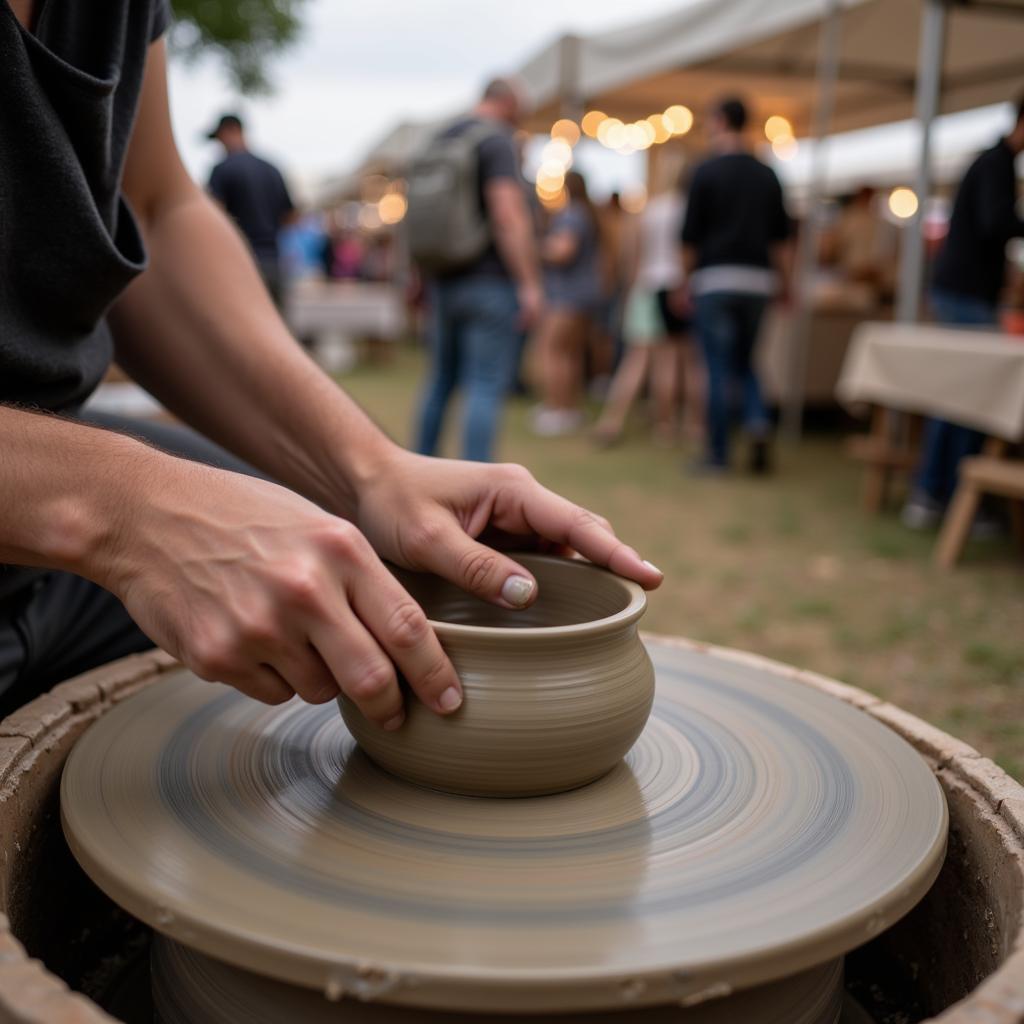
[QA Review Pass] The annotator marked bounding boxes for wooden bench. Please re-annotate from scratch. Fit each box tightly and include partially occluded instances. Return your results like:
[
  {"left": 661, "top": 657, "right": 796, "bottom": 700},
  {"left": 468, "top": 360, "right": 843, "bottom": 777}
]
[{"left": 935, "top": 447, "right": 1024, "bottom": 568}]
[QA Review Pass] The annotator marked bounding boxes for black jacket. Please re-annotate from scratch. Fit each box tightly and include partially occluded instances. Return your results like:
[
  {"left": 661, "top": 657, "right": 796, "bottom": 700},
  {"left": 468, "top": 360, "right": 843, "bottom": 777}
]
[{"left": 932, "top": 139, "right": 1024, "bottom": 305}]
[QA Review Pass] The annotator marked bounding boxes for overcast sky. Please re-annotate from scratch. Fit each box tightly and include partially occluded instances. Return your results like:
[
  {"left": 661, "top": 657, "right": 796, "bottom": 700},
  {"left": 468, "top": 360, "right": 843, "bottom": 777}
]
[
  {"left": 165, "top": 0, "right": 1016, "bottom": 205},
  {"left": 166, "top": 0, "right": 683, "bottom": 197}
]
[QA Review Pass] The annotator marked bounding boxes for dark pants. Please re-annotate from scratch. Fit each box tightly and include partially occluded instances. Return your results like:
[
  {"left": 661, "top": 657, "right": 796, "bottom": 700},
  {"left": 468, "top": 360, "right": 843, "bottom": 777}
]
[
  {"left": 914, "top": 290, "right": 998, "bottom": 504},
  {"left": 256, "top": 256, "right": 285, "bottom": 310},
  {"left": 0, "top": 413, "right": 261, "bottom": 717},
  {"left": 414, "top": 277, "right": 519, "bottom": 463},
  {"left": 693, "top": 291, "right": 770, "bottom": 466}
]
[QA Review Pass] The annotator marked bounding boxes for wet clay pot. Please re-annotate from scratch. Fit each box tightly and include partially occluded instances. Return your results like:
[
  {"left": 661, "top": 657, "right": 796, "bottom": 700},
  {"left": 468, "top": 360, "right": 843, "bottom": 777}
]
[{"left": 338, "top": 555, "right": 655, "bottom": 797}]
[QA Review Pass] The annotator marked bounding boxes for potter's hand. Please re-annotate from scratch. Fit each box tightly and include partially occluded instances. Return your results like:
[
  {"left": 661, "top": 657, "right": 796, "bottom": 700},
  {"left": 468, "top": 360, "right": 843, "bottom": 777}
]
[
  {"left": 355, "top": 452, "right": 663, "bottom": 608},
  {"left": 103, "top": 458, "right": 460, "bottom": 726}
]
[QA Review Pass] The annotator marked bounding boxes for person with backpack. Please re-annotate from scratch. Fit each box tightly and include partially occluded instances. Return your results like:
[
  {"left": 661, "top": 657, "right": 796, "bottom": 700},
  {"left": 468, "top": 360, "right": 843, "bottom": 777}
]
[{"left": 409, "top": 78, "right": 544, "bottom": 462}]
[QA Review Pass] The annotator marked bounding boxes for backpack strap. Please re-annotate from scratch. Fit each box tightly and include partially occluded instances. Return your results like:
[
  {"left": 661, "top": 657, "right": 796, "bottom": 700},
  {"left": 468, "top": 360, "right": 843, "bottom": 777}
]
[{"left": 430, "top": 116, "right": 507, "bottom": 153}]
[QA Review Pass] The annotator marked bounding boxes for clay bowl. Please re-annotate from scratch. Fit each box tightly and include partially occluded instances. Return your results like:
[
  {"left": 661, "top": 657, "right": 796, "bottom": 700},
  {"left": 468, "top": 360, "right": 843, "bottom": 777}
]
[{"left": 338, "top": 554, "right": 655, "bottom": 797}]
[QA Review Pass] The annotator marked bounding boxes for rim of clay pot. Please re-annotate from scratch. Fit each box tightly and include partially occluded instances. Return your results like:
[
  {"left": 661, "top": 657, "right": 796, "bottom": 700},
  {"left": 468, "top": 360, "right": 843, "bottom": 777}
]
[{"left": 404, "top": 554, "right": 647, "bottom": 641}]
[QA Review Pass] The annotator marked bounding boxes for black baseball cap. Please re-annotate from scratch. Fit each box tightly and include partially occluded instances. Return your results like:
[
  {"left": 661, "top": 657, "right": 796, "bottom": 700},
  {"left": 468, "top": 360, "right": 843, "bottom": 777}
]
[{"left": 205, "top": 113, "right": 243, "bottom": 139}]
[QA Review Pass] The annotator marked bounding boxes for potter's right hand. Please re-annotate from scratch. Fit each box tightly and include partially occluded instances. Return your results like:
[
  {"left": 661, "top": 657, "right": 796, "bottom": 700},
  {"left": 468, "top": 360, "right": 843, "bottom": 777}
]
[{"left": 97, "top": 456, "right": 461, "bottom": 727}]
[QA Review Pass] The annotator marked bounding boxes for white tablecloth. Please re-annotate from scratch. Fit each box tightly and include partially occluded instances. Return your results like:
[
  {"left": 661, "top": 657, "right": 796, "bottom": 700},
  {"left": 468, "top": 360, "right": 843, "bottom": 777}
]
[
  {"left": 284, "top": 280, "right": 405, "bottom": 340},
  {"left": 836, "top": 322, "right": 1024, "bottom": 441}
]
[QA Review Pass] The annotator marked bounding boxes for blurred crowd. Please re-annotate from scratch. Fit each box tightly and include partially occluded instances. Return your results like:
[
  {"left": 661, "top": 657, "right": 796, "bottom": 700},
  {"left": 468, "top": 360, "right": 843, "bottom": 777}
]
[
  {"left": 407, "top": 83, "right": 800, "bottom": 474},
  {"left": 204, "top": 82, "right": 1023, "bottom": 501}
]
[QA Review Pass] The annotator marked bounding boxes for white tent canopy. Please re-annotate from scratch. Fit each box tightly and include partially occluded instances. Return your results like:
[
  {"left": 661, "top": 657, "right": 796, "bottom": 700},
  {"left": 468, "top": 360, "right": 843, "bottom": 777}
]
[
  {"left": 518, "top": 0, "right": 1024, "bottom": 136},
  {"left": 316, "top": 119, "right": 448, "bottom": 206}
]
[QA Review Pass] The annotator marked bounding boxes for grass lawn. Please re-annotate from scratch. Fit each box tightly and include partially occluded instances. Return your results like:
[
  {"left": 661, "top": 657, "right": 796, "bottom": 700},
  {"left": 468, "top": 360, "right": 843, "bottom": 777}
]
[{"left": 340, "top": 346, "right": 1024, "bottom": 781}]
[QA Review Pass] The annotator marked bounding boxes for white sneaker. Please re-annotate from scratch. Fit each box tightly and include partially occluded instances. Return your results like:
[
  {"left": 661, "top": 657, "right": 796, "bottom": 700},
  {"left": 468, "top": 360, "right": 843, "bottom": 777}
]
[
  {"left": 901, "top": 491, "right": 943, "bottom": 530},
  {"left": 531, "top": 407, "right": 584, "bottom": 437}
]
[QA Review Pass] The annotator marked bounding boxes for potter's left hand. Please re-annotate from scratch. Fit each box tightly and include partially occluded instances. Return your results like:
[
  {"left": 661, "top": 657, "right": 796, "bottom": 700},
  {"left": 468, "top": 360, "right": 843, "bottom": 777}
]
[{"left": 355, "top": 452, "right": 663, "bottom": 609}]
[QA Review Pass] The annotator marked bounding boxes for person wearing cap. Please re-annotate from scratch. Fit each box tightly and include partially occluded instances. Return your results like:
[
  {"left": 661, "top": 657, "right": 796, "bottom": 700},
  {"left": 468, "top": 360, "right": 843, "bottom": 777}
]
[
  {"left": 0, "top": 0, "right": 663, "bottom": 725},
  {"left": 207, "top": 113, "right": 295, "bottom": 307}
]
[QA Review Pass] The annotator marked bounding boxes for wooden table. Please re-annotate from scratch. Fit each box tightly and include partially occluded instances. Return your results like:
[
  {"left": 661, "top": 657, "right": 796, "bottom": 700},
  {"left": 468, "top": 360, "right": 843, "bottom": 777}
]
[{"left": 836, "top": 322, "right": 1024, "bottom": 566}]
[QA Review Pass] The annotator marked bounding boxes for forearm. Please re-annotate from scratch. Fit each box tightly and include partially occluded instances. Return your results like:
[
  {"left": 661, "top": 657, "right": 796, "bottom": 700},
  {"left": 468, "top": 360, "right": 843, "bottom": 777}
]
[
  {"left": 772, "top": 242, "right": 795, "bottom": 293},
  {"left": 0, "top": 407, "right": 159, "bottom": 584},
  {"left": 491, "top": 207, "right": 541, "bottom": 289},
  {"left": 108, "top": 187, "right": 399, "bottom": 519}
]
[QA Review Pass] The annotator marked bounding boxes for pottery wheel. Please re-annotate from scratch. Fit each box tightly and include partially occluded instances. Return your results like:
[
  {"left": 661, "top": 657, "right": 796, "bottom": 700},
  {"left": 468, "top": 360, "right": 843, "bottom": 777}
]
[{"left": 61, "top": 641, "right": 947, "bottom": 1014}]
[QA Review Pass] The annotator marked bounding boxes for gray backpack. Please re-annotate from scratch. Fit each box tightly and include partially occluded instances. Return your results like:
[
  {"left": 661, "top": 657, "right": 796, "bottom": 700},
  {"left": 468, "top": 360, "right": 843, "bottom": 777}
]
[{"left": 404, "top": 119, "right": 503, "bottom": 273}]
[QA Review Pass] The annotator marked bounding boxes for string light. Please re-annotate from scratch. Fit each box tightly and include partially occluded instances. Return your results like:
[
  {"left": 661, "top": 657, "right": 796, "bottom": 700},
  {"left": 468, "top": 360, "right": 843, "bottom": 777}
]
[
  {"left": 888, "top": 187, "right": 919, "bottom": 219},
  {"left": 541, "top": 138, "right": 574, "bottom": 168},
  {"left": 771, "top": 133, "right": 798, "bottom": 161},
  {"left": 560, "top": 103, "right": 693, "bottom": 156},
  {"left": 596, "top": 117, "right": 624, "bottom": 147},
  {"left": 646, "top": 113, "right": 671, "bottom": 144},
  {"left": 663, "top": 105, "right": 694, "bottom": 136},
  {"left": 550, "top": 118, "right": 581, "bottom": 146},
  {"left": 581, "top": 110, "right": 606, "bottom": 138},
  {"left": 358, "top": 204, "right": 382, "bottom": 230},
  {"left": 377, "top": 192, "right": 407, "bottom": 225},
  {"left": 536, "top": 184, "right": 567, "bottom": 210},
  {"left": 764, "top": 115, "right": 794, "bottom": 142}
]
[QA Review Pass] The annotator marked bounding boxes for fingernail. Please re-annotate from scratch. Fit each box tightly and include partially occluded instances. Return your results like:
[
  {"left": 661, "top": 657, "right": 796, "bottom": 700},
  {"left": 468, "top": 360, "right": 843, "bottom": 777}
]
[
  {"left": 642, "top": 559, "right": 663, "bottom": 576},
  {"left": 501, "top": 574, "right": 535, "bottom": 608},
  {"left": 383, "top": 712, "right": 405, "bottom": 731},
  {"left": 437, "top": 686, "right": 462, "bottom": 712}
]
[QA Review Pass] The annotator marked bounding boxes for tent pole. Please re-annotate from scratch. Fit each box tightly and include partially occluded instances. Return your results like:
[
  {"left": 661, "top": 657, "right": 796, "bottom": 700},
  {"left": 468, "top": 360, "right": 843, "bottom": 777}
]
[
  {"left": 781, "top": 0, "right": 843, "bottom": 440},
  {"left": 558, "top": 34, "right": 583, "bottom": 121},
  {"left": 895, "top": 0, "right": 948, "bottom": 323}
]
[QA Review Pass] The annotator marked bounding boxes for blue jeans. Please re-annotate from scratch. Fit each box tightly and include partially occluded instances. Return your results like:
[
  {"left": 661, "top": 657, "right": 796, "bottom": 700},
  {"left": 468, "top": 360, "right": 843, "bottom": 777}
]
[
  {"left": 914, "top": 289, "right": 998, "bottom": 504},
  {"left": 415, "top": 277, "right": 520, "bottom": 462},
  {"left": 693, "top": 291, "right": 771, "bottom": 466}
]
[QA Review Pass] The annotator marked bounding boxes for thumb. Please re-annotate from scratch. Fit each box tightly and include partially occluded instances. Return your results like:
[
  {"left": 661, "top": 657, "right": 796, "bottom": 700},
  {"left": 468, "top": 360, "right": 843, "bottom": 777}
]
[{"left": 422, "top": 525, "right": 538, "bottom": 609}]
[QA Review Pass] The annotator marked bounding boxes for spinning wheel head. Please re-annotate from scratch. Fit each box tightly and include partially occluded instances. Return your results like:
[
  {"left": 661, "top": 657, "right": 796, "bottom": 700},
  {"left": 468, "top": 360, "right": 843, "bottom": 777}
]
[{"left": 61, "top": 641, "right": 947, "bottom": 1015}]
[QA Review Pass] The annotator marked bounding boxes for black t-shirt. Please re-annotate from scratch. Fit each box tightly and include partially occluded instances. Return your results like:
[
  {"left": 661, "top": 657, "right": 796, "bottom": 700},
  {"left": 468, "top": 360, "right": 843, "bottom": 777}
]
[
  {"left": 0, "top": 0, "right": 170, "bottom": 412},
  {"left": 932, "top": 139, "right": 1024, "bottom": 306},
  {"left": 681, "top": 152, "right": 791, "bottom": 270},
  {"left": 437, "top": 117, "right": 519, "bottom": 280},
  {"left": 0, "top": 0, "right": 168, "bottom": 600},
  {"left": 208, "top": 151, "right": 294, "bottom": 263}
]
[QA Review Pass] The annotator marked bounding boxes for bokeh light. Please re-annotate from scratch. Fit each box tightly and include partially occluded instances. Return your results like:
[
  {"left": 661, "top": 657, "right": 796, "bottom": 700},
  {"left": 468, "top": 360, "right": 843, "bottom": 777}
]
[
  {"left": 623, "top": 123, "right": 648, "bottom": 152},
  {"left": 663, "top": 105, "right": 694, "bottom": 136},
  {"left": 771, "top": 133, "right": 798, "bottom": 161},
  {"left": 536, "top": 184, "right": 567, "bottom": 210},
  {"left": 550, "top": 118, "right": 581, "bottom": 147},
  {"left": 764, "top": 115, "right": 794, "bottom": 142},
  {"left": 358, "top": 204, "right": 382, "bottom": 231},
  {"left": 541, "top": 138, "right": 574, "bottom": 168},
  {"left": 646, "top": 113, "right": 671, "bottom": 144},
  {"left": 598, "top": 117, "right": 626, "bottom": 150},
  {"left": 581, "top": 110, "right": 606, "bottom": 138},
  {"left": 888, "top": 187, "right": 919, "bottom": 219},
  {"left": 377, "top": 192, "right": 407, "bottom": 225}
]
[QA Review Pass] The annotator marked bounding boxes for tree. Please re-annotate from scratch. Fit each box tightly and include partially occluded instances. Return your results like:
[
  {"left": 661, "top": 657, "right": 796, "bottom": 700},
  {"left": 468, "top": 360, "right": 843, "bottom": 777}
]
[{"left": 169, "top": 0, "right": 309, "bottom": 94}]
